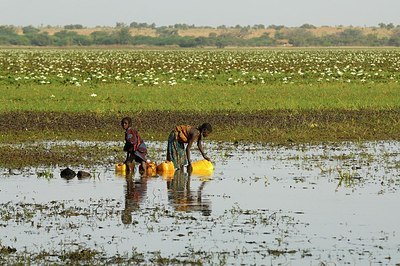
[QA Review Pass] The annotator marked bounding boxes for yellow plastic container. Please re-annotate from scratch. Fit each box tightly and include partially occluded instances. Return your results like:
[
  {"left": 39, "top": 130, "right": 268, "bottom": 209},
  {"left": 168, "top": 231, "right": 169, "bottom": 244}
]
[
  {"left": 146, "top": 161, "right": 157, "bottom": 177},
  {"left": 156, "top": 161, "right": 175, "bottom": 179},
  {"left": 191, "top": 159, "right": 214, "bottom": 177},
  {"left": 115, "top": 163, "right": 126, "bottom": 175}
]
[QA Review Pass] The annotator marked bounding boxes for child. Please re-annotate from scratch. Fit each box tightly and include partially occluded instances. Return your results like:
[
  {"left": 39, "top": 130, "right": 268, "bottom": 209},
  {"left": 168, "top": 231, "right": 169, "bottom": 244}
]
[
  {"left": 121, "top": 117, "right": 147, "bottom": 175},
  {"left": 167, "top": 123, "right": 212, "bottom": 169}
]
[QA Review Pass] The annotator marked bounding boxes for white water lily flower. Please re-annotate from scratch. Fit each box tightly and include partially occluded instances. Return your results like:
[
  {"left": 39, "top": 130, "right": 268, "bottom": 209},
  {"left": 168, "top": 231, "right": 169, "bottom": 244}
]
[{"left": 90, "top": 93, "right": 97, "bottom": 97}]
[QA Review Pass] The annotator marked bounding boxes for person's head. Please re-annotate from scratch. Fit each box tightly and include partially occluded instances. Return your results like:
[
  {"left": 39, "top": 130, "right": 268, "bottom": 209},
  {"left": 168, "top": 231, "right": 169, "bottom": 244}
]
[
  {"left": 199, "top": 123, "right": 212, "bottom": 137},
  {"left": 121, "top": 117, "right": 132, "bottom": 130}
]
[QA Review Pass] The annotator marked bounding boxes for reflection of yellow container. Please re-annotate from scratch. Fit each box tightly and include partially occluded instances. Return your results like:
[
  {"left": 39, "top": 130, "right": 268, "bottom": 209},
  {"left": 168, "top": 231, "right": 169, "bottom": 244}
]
[
  {"left": 156, "top": 161, "right": 175, "bottom": 179},
  {"left": 191, "top": 159, "right": 214, "bottom": 177},
  {"left": 115, "top": 163, "right": 126, "bottom": 175}
]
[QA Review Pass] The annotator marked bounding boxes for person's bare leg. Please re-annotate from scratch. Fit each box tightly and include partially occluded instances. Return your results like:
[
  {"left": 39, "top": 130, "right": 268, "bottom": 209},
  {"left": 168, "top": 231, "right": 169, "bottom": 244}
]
[
  {"left": 127, "top": 162, "right": 135, "bottom": 174},
  {"left": 140, "top": 161, "right": 147, "bottom": 176}
]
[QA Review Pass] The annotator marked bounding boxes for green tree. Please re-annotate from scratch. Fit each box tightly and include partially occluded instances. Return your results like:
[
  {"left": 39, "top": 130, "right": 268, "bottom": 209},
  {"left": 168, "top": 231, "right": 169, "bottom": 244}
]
[
  {"left": 0, "top": 25, "right": 17, "bottom": 35},
  {"left": 0, "top": 25, "right": 29, "bottom": 45},
  {"left": 54, "top": 30, "right": 91, "bottom": 46},
  {"left": 115, "top": 27, "right": 132, "bottom": 44},
  {"left": 267, "top": 24, "right": 285, "bottom": 30},
  {"left": 116, "top": 22, "right": 127, "bottom": 28},
  {"left": 22, "top": 25, "right": 40, "bottom": 34},
  {"left": 28, "top": 32, "right": 53, "bottom": 46},
  {"left": 388, "top": 28, "right": 400, "bottom": 46},
  {"left": 300, "top": 23, "right": 316, "bottom": 29},
  {"left": 337, "top": 28, "right": 363, "bottom": 45},
  {"left": 285, "top": 28, "right": 317, "bottom": 46},
  {"left": 64, "top": 24, "right": 83, "bottom": 29},
  {"left": 252, "top": 24, "right": 265, "bottom": 29},
  {"left": 249, "top": 32, "right": 276, "bottom": 47},
  {"left": 91, "top": 31, "right": 117, "bottom": 45}
]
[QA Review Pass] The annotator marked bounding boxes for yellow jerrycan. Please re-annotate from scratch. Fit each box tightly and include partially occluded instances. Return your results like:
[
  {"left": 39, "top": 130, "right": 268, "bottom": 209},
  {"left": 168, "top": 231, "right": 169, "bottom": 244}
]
[
  {"left": 156, "top": 161, "right": 175, "bottom": 179},
  {"left": 146, "top": 161, "right": 157, "bottom": 177},
  {"left": 115, "top": 163, "right": 126, "bottom": 175},
  {"left": 191, "top": 159, "right": 214, "bottom": 177}
]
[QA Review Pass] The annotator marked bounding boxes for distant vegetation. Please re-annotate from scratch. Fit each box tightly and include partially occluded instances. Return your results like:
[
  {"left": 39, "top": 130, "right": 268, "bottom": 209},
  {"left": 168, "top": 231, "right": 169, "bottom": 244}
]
[{"left": 1, "top": 22, "right": 400, "bottom": 47}]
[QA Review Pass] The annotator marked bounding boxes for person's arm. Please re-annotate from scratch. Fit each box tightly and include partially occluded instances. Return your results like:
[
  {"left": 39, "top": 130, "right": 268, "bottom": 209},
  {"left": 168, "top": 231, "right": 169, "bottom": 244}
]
[
  {"left": 186, "top": 128, "right": 200, "bottom": 165},
  {"left": 124, "top": 129, "right": 136, "bottom": 164},
  {"left": 186, "top": 138, "right": 194, "bottom": 166},
  {"left": 197, "top": 137, "right": 210, "bottom": 161},
  {"left": 124, "top": 152, "right": 130, "bottom": 165},
  {"left": 128, "top": 129, "right": 139, "bottom": 151},
  {"left": 123, "top": 132, "right": 130, "bottom": 164}
]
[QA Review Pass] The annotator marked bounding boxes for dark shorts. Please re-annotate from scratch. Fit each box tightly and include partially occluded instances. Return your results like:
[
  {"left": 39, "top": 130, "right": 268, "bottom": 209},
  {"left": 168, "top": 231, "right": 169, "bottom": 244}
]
[{"left": 127, "top": 152, "right": 146, "bottom": 163}]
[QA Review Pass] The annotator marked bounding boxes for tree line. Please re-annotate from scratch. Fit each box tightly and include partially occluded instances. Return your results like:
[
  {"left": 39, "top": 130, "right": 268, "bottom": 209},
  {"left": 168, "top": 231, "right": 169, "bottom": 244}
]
[{"left": 1, "top": 23, "right": 400, "bottom": 47}]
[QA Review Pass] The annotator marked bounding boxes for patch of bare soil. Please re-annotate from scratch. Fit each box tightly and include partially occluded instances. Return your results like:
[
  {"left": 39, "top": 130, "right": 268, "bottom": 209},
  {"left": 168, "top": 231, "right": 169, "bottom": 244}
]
[{"left": 0, "top": 109, "right": 400, "bottom": 135}]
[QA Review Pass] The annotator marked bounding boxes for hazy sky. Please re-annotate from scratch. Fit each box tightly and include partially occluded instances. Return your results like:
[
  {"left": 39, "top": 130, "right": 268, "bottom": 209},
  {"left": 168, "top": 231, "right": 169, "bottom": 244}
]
[{"left": 1, "top": 0, "right": 399, "bottom": 27}]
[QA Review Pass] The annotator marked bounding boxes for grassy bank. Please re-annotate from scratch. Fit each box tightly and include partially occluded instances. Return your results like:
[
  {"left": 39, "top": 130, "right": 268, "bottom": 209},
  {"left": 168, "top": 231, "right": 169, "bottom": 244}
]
[
  {"left": 0, "top": 83, "right": 399, "bottom": 167},
  {"left": 1, "top": 83, "right": 400, "bottom": 113},
  {"left": 1, "top": 83, "right": 400, "bottom": 143},
  {"left": 1, "top": 108, "right": 399, "bottom": 167}
]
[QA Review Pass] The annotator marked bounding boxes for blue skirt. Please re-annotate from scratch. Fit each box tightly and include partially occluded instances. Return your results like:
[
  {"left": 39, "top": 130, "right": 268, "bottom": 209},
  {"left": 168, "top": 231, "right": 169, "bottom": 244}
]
[{"left": 166, "top": 131, "right": 187, "bottom": 169}]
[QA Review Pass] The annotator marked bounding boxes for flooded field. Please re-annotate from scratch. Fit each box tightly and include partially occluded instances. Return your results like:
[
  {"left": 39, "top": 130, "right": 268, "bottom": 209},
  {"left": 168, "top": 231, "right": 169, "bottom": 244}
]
[{"left": 1, "top": 141, "right": 400, "bottom": 265}]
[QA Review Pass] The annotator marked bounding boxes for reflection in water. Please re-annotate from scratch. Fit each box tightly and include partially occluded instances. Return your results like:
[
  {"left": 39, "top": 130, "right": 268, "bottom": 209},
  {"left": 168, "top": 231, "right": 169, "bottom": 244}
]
[
  {"left": 167, "top": 167, "right": 211, "bottom": 216},
  {"left": 121, "top": 166, "right": 212, "bottom": 222},
  {"left": 121, "top": 174, "right": 148, "bottom": 224}
]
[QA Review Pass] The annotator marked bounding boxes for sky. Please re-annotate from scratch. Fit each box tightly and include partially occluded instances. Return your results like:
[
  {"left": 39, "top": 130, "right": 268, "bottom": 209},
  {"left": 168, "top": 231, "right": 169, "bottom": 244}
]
[{"left": 1, "top": 0, "right": 399, "bottom": 28}]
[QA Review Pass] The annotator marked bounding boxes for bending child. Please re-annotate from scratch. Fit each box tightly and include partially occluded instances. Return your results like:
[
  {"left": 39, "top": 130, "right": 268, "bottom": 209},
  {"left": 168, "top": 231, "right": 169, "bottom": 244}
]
[
  {"left": 167, "top": 123, "right": 212, "bottom": 169},
  {"left": 121, "top": 117, "right": 147, "bottom": 175}
]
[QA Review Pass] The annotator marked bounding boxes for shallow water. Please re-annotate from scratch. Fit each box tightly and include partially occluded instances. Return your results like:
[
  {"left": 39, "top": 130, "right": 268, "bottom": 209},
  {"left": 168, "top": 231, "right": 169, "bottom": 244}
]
[{"left": 1, "top": 141, "right": 399, "bottom": 265}]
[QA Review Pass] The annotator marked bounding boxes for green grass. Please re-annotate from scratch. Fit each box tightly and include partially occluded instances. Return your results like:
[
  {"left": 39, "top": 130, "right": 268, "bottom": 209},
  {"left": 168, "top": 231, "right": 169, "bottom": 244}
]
[{"left": 1, "top": 82, "right": 399, "bottom": 114}]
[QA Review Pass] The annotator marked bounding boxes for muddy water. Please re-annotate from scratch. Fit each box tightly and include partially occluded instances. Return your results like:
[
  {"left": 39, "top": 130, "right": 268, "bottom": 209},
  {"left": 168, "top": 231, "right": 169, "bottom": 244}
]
[{"left": 0, "top": 141, "right": 399, "bottom": 265}]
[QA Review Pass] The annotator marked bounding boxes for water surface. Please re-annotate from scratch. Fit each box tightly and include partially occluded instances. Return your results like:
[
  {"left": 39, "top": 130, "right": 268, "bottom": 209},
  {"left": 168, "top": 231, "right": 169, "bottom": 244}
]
[{"left": 1, "top": 141, "right": 399, "bottom": 265}]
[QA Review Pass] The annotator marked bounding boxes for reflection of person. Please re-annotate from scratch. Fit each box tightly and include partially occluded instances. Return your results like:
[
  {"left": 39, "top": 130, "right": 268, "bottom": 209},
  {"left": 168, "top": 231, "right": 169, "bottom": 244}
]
[
  {"left": 167, "top": 123, "right": 212, "bottom": 169},
  {"left": 121, "top": 174, "right": 148, "bottom": 225},
  {"left": 166, "top": 166, "right": 211, "bottom": 216},
  {"left": 121, "top": 117, "right": 147, "bottom": 175}
]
